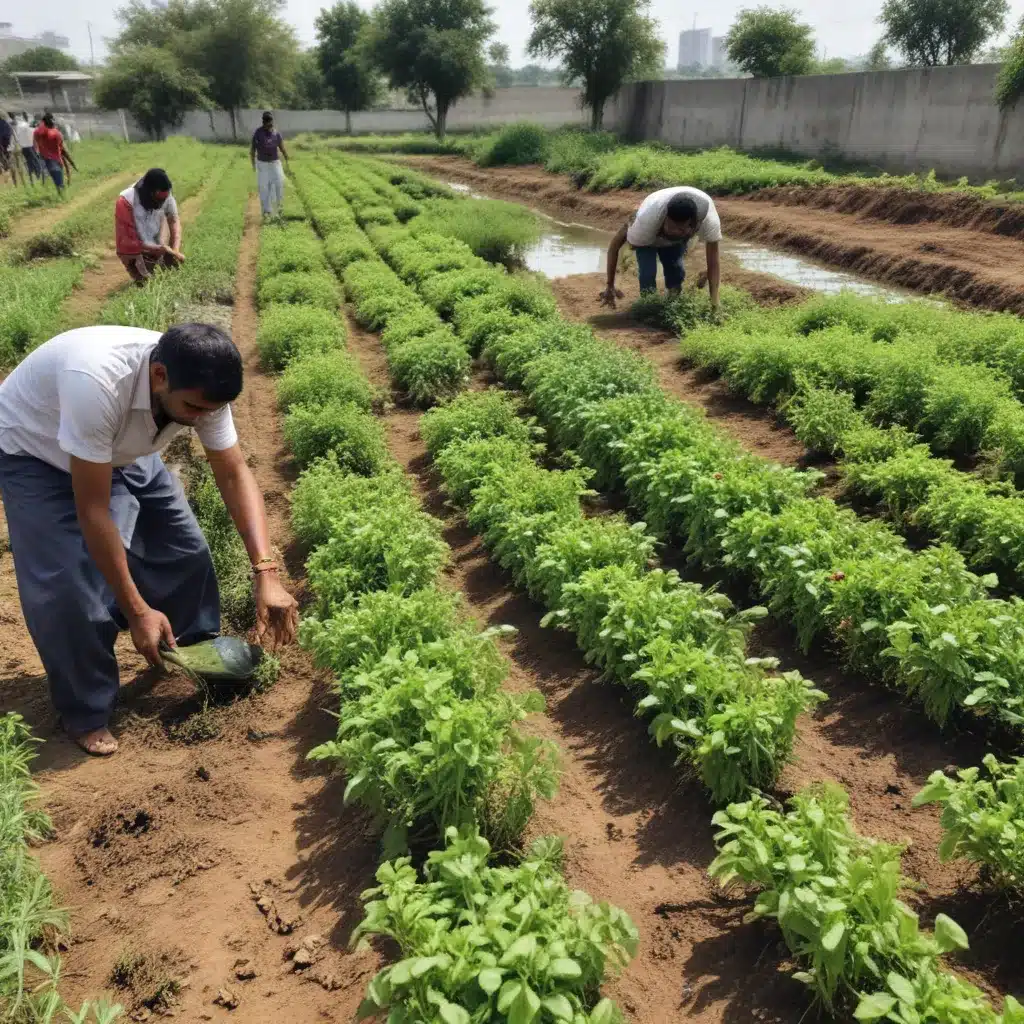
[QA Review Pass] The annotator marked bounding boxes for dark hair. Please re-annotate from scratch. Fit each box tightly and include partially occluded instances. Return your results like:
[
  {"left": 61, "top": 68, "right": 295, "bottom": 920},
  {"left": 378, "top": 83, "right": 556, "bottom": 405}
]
[
  {"left": 153, "top": 323, "right": 243, "bottom": 403},
  {"left": 137, "top": 167, "right": 173, "bottom": 209},
  {"left": 262, "top": 110, "right": 273, "bottom": 122},
  {"left": 666, "top": 195, "right": 699, "bottom": 226},
  {"left": 42, "top": 112, "right": 55, "bottom": 127}
]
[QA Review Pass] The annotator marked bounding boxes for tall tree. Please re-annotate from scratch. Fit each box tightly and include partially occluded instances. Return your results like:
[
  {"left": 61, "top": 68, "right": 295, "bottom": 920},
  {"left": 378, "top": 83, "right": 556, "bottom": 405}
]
[
  {"left": 365, "top": 0, "right": 494, "bottom": 139},
  {"left": 315, "top": 1, "right": 382, "bottom": 133},
  {"left": 111, "top": 0, "right": 300, "bottom": 136},
  {"left": 864, "top": 40, "right": 894, "bottom": 69},
  {"left": 1, "top": 47, "right": 80, "bottom": 74},
  {"left": 94, "top": 46, "right": 210, "bottom": 139},
  {"left": 527, "top": 0, "right": 663, "bottom": 131},
  {"left": 726, "top": 7, "right": 816, "bottom": 77},
  {"left": 879, "top": 0, "right": 1009, "bottom": 65}
]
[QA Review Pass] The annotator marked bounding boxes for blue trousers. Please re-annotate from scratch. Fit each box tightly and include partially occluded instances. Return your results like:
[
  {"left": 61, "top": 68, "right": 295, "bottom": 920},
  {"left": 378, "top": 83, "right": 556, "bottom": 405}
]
[
  {"left": 0, "top": 452, "right": 220, "bottom": 733},
  {"left": 635, "top": 244, "right": 686, "bottom": 292}
]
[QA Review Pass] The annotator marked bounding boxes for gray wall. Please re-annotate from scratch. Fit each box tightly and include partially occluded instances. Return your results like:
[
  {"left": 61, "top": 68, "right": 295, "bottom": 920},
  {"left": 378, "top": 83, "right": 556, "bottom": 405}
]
[{"left": 609, "top": 64, "right": 1024, "bottom": 180}]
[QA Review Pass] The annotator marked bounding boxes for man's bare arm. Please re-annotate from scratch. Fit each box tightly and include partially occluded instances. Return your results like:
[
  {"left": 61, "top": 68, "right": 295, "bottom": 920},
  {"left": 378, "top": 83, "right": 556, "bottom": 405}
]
[
  {"left": 600, "top": 222, "right": 629, "bottom": 307},
  {"left": 278, "top": 139, "right": 289, "bottom": 162},
  {"left": 70, "top": 457, "right": 175, "bottom": 664},
  {"left": 705, "top": 240, "right": 721, "bottom": 310},
  {"left": 167, "top": 214, "right": 182, "bottom": 254}
]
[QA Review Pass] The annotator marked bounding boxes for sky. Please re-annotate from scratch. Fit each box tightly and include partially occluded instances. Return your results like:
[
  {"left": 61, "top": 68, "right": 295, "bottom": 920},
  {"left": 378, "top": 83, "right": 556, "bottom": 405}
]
[{"left": 12, "top": 0, "right": 1024, "bottom": 68}]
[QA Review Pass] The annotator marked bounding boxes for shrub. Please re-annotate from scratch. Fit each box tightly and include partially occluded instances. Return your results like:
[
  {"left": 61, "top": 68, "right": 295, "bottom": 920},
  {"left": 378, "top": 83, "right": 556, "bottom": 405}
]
[
  {"left": 256, "top": 304, "right": 344, "bottom": 370},
  {"left": 420, "top": 267, "right": 505, "bottom": 317},
  {"left": 283, "top": 400, "right": 387, "bottom": 472},
  {"left": 475, "top": 122, "right": 551, "bottom": 166},
  {"left": 415, "top": 198, "right": 541, "bottom": 264},
  {"left": 257, "top": 270, "right": 340, "bottom": 310},
  {"left": 380, "top": 307, "right": 447, "bottom": 351},
  {"left": 324, "top": 233, "right": 375, "bottom": 273},
  {"left": 389, "top": 333, "right": 471, "bottom": 406},
  {"left": 276, "top": 351, "right": 374, "bottom": 412},
  {"left": 258, "top": 224, "right": 326, "bottom": 279},
  {"left": 421, "top": 389, "right": 537, "bottom": 456}
]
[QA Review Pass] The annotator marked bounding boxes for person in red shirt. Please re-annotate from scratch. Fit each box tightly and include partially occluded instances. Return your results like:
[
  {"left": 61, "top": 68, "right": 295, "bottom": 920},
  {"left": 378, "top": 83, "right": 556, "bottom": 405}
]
[
  {"left": 115, "top": 168, "right": 185, "bottom": 285},
  {"left": 33, "top": 112, "right": 76, "bottom": 192}
]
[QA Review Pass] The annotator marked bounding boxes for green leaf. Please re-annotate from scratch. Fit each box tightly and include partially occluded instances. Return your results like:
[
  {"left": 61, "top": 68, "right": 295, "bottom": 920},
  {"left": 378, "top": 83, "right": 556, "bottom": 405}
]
[
  {"left": 821, "top": 921, "right": 845, "bottom": 952},
  {"left": 478, "top": 967, "right": 503, "bottom": 995},
  {"left": 509, "top": 982, "right": 541, "bottom": 1024},
  {"left": 542, "top": 994, "right": 575, "bottom": 1020},
  {"left": 590, "top": 999, "right": 619, "bottom": 1024},
  {"left": 498, "top": 980, "right": 522, "bottom": 1013},
  {"left": 549, "top": 957, "right": 582, "bottom": 979},
  {"left": 887, "top": 973, "right": 916, "bottom": 1005},
  {"left": 500, "top": 934, "right": 538, "bottom": 965},
  {"left": 933, "top": 913, "right": 969, "bottom": 952},
  {"left": 855, "top": 993, "right": 898, "bottom": 1020},
  {"left": 439, "top": 1002, "right": 471, "bottom": 1024}
]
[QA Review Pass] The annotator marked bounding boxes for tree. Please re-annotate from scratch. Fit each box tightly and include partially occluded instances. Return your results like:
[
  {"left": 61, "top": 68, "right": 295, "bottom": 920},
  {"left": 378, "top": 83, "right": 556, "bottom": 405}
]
[
  {"left": 864, "top": 40, "right": 894, "bottom": 69},
  {"left": 94, "top": 46, "right": 210, "bottom": 139},
  {"left": 315, "top": 1, "right": 382, "bottom": 133},
  {"left": 527, "top": 0, "right": 664, "bottom": 131},
  {"left": 282, "top": 50, "right": 332, "bottom": 109},
  {"left": 726, "top": 7, "right": 816, "bottom": 77},
  {"left": 879, "top": 0, "right": 1008, "bottom": 66},
  {"left": 110, "top": 0, "right": 301, "bottom": 136},
  {"left": 1, "top": 46, "right": 80, "bottom": 74},
  {"left": 814, "top": 56, "right": 853, "bottom": 74},
  {"left": 366, "top": 0, "right": 494, "bottom": 139}
]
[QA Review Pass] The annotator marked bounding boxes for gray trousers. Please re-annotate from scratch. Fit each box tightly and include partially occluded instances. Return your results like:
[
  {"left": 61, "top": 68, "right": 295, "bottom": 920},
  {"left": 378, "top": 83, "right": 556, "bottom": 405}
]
[{"left": 0, "top": 451, "right": 221, "bottom": 733}]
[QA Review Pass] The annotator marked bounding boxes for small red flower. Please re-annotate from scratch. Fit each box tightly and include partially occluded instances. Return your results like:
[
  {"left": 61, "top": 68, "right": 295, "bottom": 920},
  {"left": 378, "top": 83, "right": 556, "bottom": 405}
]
[{"left": 829, "top": 571, "right": 846, "bottom": 582}]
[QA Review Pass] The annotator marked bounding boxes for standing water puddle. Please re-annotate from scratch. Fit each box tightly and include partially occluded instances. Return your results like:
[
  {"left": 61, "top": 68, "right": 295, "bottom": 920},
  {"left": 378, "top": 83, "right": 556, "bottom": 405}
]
[{"left": 447, "top": 181, "right": 919, "bottom": 301}]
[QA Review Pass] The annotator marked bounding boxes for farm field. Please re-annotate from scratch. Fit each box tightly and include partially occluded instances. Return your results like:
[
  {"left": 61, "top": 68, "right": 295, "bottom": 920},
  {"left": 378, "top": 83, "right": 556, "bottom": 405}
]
[{"left": 3, "top": 139, "right": 1024, "bottom": 1024}]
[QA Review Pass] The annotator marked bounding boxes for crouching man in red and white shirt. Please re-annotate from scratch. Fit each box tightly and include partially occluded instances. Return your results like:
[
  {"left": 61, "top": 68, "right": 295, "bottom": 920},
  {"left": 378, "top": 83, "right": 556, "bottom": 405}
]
[{"left": 115, "top": 168, "right": 185, "bottom": 285}]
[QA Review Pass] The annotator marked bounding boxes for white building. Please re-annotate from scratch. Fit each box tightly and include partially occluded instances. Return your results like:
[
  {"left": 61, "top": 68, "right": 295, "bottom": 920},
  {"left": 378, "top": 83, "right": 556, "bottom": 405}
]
[
  {"left": 678, "top": 28, "right": 713, "bottom": 68},
  {"left": 0, "top": 23, "right": 71, "bottom": 62},
  {"left": 711, "top": 36, "right": 727, "bottom": 68}
]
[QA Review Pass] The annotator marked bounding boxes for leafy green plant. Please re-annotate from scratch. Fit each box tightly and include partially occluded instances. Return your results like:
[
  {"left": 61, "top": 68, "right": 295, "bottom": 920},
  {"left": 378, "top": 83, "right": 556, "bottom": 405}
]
[
  {"left": 352, "top": 827, "right": 637, "bottom": 1024},
  {"left": 257, "top": 222, "right": 327, "bottom": 279},
  {"left": 283, "top": 400, "right": 388, "bottom": 472},
  {"left": 421, "top": 390, "right": 538, "bottom": 458},
  {"left": 276, "top": 350, "right": 374, "bottom": 412},
  {"left": 258, "top": 270, "right": 340, "bottom": 311},
  {"left": 388, "top": 332, "right": 471, "bottom": 406},
  {"left": 256, "top": 304, "right": 344, "bottom": 371}
]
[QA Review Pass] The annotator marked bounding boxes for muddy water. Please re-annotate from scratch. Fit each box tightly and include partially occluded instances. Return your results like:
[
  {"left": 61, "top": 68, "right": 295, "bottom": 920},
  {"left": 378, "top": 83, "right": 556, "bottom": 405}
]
[{"left": 447, "top": 180, "right": 920, "bottom": 300}]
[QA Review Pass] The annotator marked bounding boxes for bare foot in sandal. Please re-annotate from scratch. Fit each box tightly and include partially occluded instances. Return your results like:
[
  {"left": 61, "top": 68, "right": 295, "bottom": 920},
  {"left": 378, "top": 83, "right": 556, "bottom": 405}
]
[{"left": 69, "top": 726, "right": 119, "bottom": 756}]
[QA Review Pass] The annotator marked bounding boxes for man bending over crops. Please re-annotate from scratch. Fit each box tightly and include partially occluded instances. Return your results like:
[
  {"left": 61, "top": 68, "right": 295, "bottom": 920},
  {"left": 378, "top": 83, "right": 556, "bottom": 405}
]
[
  {"left": 116, "top": 168, "right": 185, "bottom": 285},
  {"left": 600, "top": 186, "right": 722, "bottom": 311},
  {"left": 0, "top": 324, "right": 299, "bottom": 757}
]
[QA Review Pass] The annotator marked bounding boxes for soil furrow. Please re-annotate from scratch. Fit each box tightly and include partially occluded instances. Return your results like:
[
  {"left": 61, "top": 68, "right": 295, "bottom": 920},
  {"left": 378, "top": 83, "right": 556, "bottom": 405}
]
[{"left": 406, "top": 157, "right": 1024, "bottom": 313}]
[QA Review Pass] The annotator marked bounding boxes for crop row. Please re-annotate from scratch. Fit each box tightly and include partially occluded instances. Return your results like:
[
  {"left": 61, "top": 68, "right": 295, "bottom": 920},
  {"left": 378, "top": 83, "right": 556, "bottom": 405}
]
[
  {"left": 681, "top": 293, "right": 1024, "bottom": 480},
  {"left": 328, "top": 155, "right": 1024, "bottom": 741},
  {"left": 319, "top": 155, "right": 1024, "bottom": 1021},
  {"left": 0, "top": 139, "right": 226, "bottom": 368},
  {"left": 276, "top": 164, "right": 639, "bottom": 1024},
  {"left": 711, "top": 783, "right": 1022, "bottom": 1021}
]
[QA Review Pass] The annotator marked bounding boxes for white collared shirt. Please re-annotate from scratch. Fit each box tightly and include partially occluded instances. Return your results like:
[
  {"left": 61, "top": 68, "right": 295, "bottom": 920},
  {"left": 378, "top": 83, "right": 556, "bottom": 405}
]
[{"left": 0, "top": 326, "right": 237, "bottom": 472}]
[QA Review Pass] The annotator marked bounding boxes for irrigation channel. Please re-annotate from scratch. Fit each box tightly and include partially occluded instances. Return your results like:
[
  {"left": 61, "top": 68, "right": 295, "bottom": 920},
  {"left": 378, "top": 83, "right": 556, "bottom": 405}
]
[{"left": 3, "top": 149, "right": 1024, "bottom": 1024}]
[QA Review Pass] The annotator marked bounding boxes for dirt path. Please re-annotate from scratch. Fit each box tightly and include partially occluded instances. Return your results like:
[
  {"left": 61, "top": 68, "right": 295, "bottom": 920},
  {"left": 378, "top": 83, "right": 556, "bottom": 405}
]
[
  {"left": 0, "top": 198, "right": 379, "bottom": 1021},
  {"left": 338, "top": 303, "right": 1021, "bottom": 1015},
  {"left": 408, "top": 157, "right": 1024, "bottom": 313}
]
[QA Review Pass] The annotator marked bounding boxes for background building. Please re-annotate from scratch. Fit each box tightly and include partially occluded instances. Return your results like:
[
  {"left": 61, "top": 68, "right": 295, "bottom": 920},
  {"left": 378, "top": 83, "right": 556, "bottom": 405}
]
[
  {"left": 711, "top": 36, "right": 727, "bottom": 69},
  {"left": 0, "top": 22, "right": 71, "bottom": 61},
  {"left": 678, "top": 27, "right": 713, "bottom": 69}
]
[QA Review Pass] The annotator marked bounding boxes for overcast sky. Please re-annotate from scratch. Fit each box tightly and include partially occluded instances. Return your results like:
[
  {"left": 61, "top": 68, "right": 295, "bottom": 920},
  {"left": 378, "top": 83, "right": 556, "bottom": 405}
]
[{"left": 13, "top": 0, "right": 1024, "bottom": 67}]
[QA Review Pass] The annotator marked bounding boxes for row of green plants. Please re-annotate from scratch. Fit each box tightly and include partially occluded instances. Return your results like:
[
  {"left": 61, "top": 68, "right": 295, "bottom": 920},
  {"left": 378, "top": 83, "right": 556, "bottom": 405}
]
[
  {"left": 0, "top": 139, "right": 226, "bottom": 367},
  {"left": 320, "top": 156, "right": 828, "bottom": 806},
  {"left": 710, "top": 782, "right": 1023, "bottom": 1021},
  {"left": 324, "top": 159, "right": 1024, "bottom": 1022},
  {"left": 348, "top": 158, "right": 1024, "bottom": 739},
  {"left": 0, "top": 715, "right": 122, "bottom": 1023},
  {"left": 277, "top": 171, "right": 640, "bottom": 1024},
  {"left": 306, "top": 125, "right": 1015, "bottom": 198}
]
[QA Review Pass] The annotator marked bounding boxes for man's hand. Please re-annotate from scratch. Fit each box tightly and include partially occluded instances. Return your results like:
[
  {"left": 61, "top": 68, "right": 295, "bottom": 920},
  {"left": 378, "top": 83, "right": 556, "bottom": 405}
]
[
  {"left": 255, "top": 572, "right": 299, "bottom": 649},
  {"left": 599, "top": 287, "right": 624, "bottom": 309},
  {"left": 129, "top": 606, "right": 176, "bottom": 666}
]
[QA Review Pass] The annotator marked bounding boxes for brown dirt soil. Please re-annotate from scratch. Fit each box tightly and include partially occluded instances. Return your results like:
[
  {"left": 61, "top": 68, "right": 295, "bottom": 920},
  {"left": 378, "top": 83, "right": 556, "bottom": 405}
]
[
  {"left": 341, "top": 308, "right": 1022, "bottom": 1015},
  {"left": 407, "top": 157, "right": 1024, "bottom": 314},
  {"left": 0, "top": 197, "right": 382, "bottom": 1022}
]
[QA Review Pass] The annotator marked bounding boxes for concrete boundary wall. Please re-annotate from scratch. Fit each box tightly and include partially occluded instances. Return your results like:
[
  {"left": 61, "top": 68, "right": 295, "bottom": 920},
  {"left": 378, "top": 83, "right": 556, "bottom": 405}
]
[{"left": 608, "top": 65, "right": 1024, "bottom": 181}]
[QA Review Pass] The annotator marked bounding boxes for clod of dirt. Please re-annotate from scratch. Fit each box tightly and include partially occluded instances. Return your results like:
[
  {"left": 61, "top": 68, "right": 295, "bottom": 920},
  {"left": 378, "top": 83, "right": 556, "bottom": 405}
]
[
  {"left": 246, "top": 728, "right": 277, "bottom": 742},
  {"left": 233, "top": 959, "right": 257, "bottom": 981},
  {"left": 196, "top": 766, "right": 211, "bottom": 782},
  {"left": 251, "top": 886, "right": 301, "bottom": 935},
  {"left": 885, "top": 783, "right": 904, "bottom": 796},
  {"left": 109, "top": 946, "right": 185, "bottom": 1016},
  {"left": 213, "top": 987, "right": 239, "bottom": 1010},
  {"left": 286, "top": 934, "right": 324, "bottom": 972},
  {"left": 309, "top": 966, "right": 342, "bottom": 991}
]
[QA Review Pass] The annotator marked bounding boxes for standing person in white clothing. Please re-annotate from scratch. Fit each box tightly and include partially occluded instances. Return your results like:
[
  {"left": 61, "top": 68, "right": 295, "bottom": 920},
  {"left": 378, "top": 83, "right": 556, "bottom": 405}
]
[
  {"left": 600, "top": 186, "right": 723, "bottom": 311},
  {"left": 12, "top": 112, "right": 41, "bottom": 183},
  {"left": 250, "top": 111, "right": 289, "bottom": 219}
]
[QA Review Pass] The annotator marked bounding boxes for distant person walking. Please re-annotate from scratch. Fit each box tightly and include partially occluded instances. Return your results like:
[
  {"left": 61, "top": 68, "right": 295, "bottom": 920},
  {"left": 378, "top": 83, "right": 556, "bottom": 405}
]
[
  {"left": 0, "top": 114, "right": 15, "bottom": 185},
  {"left": 601, "top": 186, "right": 722, "bottom": 312},
  {"left": 33, "top": 113, "right": 75, "bottom": 193},
  {"left": 13, "top": 113, "right": 41, "bottom": 183},
  {"left": 250, "top": 111, "right": 289, "bottom": 219},
  {"left": 115, "top": 168, "right": 185, "bottom": 285}
]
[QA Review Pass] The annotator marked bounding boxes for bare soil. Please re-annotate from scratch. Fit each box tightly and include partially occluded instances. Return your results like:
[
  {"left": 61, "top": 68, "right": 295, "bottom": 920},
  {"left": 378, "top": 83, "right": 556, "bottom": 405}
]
[
  {"left": 340, "top": 304, "right": 1021, "bottom": 1016},
  {"left": 0, "top": 197, "right": 381, "bottom": 1022},
  {"left": 408, "top": 157, "right": 1024, "bottom": 313}
]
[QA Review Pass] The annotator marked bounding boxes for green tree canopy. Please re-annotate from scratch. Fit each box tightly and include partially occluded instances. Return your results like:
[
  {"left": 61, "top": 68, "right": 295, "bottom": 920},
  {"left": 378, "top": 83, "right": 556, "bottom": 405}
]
[
  {"left": 93, "top": 46, "right": 210, "bottom": 139},
  {"left": 280, "top": 50, "right": 332, "bottom": 109},
  {"left": 315, "top": 1, "right": 382, "bottom": 132},
  {"left": 1, "top": 46, "right": 80, "bottom": 75},
  {"left": 365, "top": 0, "right": 494, "bottom": 138},
  {"left": 527, "top": 0, "right": 664, "bottom": 130},
  {"left": 726, "top": 7, "right": 816, "bottom": 77},
  {"left": 864, "top": 40, "right": 894, "bottom": 69},
  {"left": 111, "top": 0, "right": 300, "bottom": 134},
  {"left": 879, "top": 0, "right": 1009, "bottom": 65}
]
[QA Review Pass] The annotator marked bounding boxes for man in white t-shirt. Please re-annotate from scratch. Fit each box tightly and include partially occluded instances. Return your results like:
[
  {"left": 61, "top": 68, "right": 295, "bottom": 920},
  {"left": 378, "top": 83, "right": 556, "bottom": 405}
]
[
  {"left": 0, "top": 323, "right": 298, "bottom": 757},
  {"left": 600, "top": 186, "right": 722, "bottom": 311}
]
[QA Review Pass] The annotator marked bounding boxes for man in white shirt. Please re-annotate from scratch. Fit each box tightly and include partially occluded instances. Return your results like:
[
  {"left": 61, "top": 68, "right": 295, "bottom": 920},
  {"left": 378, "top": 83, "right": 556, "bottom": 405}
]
[
  {"left": 11, "top": 112, "right": 41, "bottom": 183},
  {"left": 600, "top": 186, "right": 722, "bottom": 311},
  {"left": 0, "top": 323, "right": 298, "bottom": 756}
]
